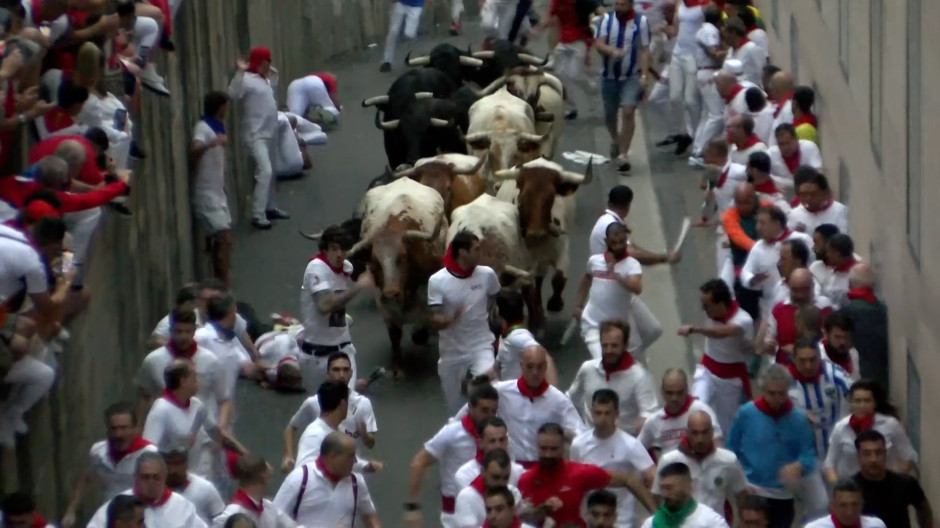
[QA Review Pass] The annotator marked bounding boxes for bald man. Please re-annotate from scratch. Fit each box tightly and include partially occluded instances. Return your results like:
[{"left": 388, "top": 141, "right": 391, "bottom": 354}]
[
  {"left": 770, "top": 71, "right": 795, "bottom": 145},
  {"left": 715, "top": 70, "right": 749, "bottom": 125},
  {"left": 761, "top": 268, "right": 832, "bottom": 365},
  {"left": 843, "top": 263, "right": 888, "bottom": 387},
  {"left": 493, "top": 346, "right": 585, "bottom": 466},
  {"left": 652, "top": 411, "right": 747, "bottom": 520},
  {"left": 639, "top": 369, "right": 723, "bottom": 457}
]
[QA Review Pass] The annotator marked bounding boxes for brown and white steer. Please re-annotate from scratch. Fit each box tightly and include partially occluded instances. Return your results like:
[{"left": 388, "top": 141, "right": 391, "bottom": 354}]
[
  {"left": 478, "top": 68, "right": 565, "bottom": 160},
  {"left": 393, "top": 153, "right": 488, "bottom": 219},
  {"left": 349, "top": 177, "right": 448, "bottom": 372},
  {"left": 446, "top": 194, "right": 531, "bottom": 287},
  {"left": 494, "top": 158, "right": 593, "bottom": 334}
]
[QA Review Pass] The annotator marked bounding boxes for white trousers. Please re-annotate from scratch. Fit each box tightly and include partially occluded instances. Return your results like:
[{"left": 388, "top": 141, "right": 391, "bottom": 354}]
[
  {"left": 63, "top": 207, "right": 103, "bottom": 288},
  {"left": 668, "top": 53, "right": 699, "bottom": 137},
  {"left": 451, "top": 0, "right": 465, "bottom": 23},
  {"left": 248, "top": 138, "right": 277, "bottom": 220},
  {"left": 298, "top": 342, "right": 358, "bottom": 395},
  {"left": 0, "top": 356, "right": 56, "bottom": 447},
  {"left": 286, "top": 77, "right": 340, "bottom": 122},
  {"left": 692, "top": 364, "right": 746, "bottom": 435},
  {"left": 648, "top": 74, "right": 684, "bottom": 137},
  {"left": 441, "top": 512, "right": 458, "bottom": 528},
  {"left": 797, "top": 468, "right": 830, "bottom": 521},
  {"left": 481, "top": 0, "right": 518, "bottom": 39},
  {"left": 716, "top": 232, "right": 734, "bottom": 293},
  {"left": 438, "top": 351, "right": 495, "bottom": 416},
  {"left": 384, "top": 3, "right": 422, "bottom": 64},
  {"left": 692, "top": 70, "right": 725, "bottom": 154},
  {"left": 273, "top": 113, "right": 304, "bottom": 177},
  {"left": 132, "top": 16, "right": 159, "bottom": 60}
]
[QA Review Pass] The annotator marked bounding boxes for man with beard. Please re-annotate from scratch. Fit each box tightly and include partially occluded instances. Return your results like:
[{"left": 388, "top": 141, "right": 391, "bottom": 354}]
[
  {"left": 641, "top": 462, "right": 728, "bottom": 528},
  {"left": 820, "top": 311, "right": 860, "bottom": 378},
  {"left": 483, "top": 487, "right": 536, "bottom": 528},
  {"left": 454, "top": 449, "right": 522, "bottom": 527},
  {"left": 639, "top": 369, "right": 723, "bottom": 458},
  {"left": 163, "top": 447, "right": 225, "bottom": 523}
]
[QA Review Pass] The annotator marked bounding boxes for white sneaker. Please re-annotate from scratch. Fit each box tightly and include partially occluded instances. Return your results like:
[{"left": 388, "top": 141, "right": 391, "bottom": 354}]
[
  {"left": 140, "top": 63, "right": 171, "bottom": 97},
  {"left": 688, "top": 154, "right": 706, "bottom": 168},
  {"left": 346, "top": 314, "right": 354, "bottom": 327}
]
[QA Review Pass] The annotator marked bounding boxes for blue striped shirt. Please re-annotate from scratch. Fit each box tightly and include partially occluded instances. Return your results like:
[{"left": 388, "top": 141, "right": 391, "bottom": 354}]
[
  {"left": 788, "top": 360, "right": 853, "bottom": 461},
  {"left": 595, "top": 12, "right": 651, "bottom": 81}
]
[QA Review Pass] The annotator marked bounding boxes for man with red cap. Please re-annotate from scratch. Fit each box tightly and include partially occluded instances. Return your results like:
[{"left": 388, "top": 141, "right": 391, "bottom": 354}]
[
  {"left": 286, "top": 73, "right": 341, "bottom": 125},
  {"left": 228, "top": 46, "right": 287, "bottom": 230}
]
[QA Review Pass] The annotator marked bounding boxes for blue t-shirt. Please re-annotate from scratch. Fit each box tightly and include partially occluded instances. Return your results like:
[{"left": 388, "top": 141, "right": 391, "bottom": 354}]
[{"left": 400, "top": 0, "right": 424, "bottom": 6}]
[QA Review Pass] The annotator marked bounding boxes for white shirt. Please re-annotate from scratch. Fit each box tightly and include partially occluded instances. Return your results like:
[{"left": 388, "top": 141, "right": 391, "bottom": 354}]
[
  {"left": 212, "top": 495, "right": 298, "bottom": 528},
  {"left": 300, "top": 257, "right": 354, "bottom": 346},
  {"left": 821, "top": 266, "right": 855, "bottom": 309},
  {"left": 725, "top": 86, "right": 751, "bottom": 125},
  {"left": 496, "top": 327, "right": 539, "bottom": 381},
  {"left": 771, "top": 99, "right": 794, "bottom": 145},
  {"left": 176, "top": 473, "right": 226, "bottom": 524},
  {"left": 788, "top": 200, "right": 849, "bottom": 235},
  {"left": 137, "top": 345, "right": 230, "bottom": 421},
  {"left": 195, "top": 323, "right": 252, "bottom": 406},
  {"left": 819, "top": 341, "right": 861, "bottom": 379},
  {"left": 286, "top": 75, "right": 338, "bottom": 116},
  {"left": 638, "top": 399, "right": 724, "bottom": 455},
  {"left": 454, "top": 458, "right": 526, "bottom": 489},
  {"left": 87, "top": 439, "right": 159, "bottom": 501},
  {"left": 494, "top": 379, "right": 585, "bottom": 462},
  {"left": 769, "top": 275, "right": 826, "bottom": 310},
  {"left": 20, "top": 0, "right": 70, "bottom": 42},
  {"left": 725, "top": 41, "right": 765, "bottom": 88},
  {"left": 86, "top": 489, "right": 207, "bottom": 528},
  {"left": 427, "top": 266, "right": 501, "bottom": 358},
  {"left": 596, "top": 11, "right": 652, "bottom": 81},
  {"left": 701, "top": 307, "right": 754, "bottom": 364},
  {"left": 805, "top": 516, "right": 887, "bottom": 528},
  {"left": 571, "top": 429, "right": 655, "bottom": 528},
  {"left": 422, "top": 419, "right": 480, "bottom": 498},
  {"left": 289, "top": 391, "right": 378, "bottom": 458},
  {"left": 191, "top": 120, "right": 228, "bottom": 208},
  {"left": 824, "top": 413, "right": 919, "bottom": 479},
  {"left": 768, "top": 140, "right": 823, "bottom": 180},
  {"left": 788, "top": 361, "right": 852, "bottom": 461},
  {"left": 748, "top": 28, "right": 770, "bottom": 59},
  {"left": 273, "top": 464, "right": 375, "bottom": 528},
  {"left": 257, "top": 326, "right": 304, "bottom": 382},
  {"left": 589, "top": 210, "right": 625, "bottom": 256},
  {"left": 228, "top": 71, "right": 279, "bottom": 143},
  {"left": 142, "top": 396, "right": 215, "bottom": 466},
  {"left": 750, "top": 105, "right": 777, "bottom": 146},
  {"left": 454, "top": 483, "right": 523, "bottom": 528},
  {"left": 713, "top": 161, "right": 749, "bottom": 217},
  {"left": 151, "top": 312, "right": 249, "bottom": 342},
  {"left": 295, "top": 418, "right": 337, "bottom": 467},
  {"left": 566, "top": 359, "right": 659, "bottom": 433},
  {"left": 652, "top": 448, "right": 747, "bottom": 514},
  {"left": 739, "top": 231, "right": 815, "bottom": 314},
  {"left": 639, "top": 502, "right": 729, "bottom": 528},
  {"left": 674, "top": 1, "right": 705, "bottom": 57},
  {"left": 0, "top": 224, "right": 47, "bottom": 300},
  {"left": 635, "top": 0, "right": 668, "bottom": 29},
  {"left": 693, "top": 23, "right": 722, "bottom": 69},
  {"left": 729, "top": 138, "right": 768, "bottom": 166},
  {"left": 581, "top": 253, "right": 643, "bottom": 350}
]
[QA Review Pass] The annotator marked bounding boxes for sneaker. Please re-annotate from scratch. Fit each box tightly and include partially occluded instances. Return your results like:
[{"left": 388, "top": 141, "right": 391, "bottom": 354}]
[
  {"left": 139, "top": 64, "right": 170, "bottom": 97},
  {"left": 159, "top": 35, "right": 175, "bottom": 52},
  {"left": 379, "top": 62, "right": 392, "bottom": 73},
  {"left": 265, "top": 208, "right": 290, "bottom": 220},
  {"left": 346, "top": 314, "right": 354, "bottom": 326},
  {"left": 130, "top": 141, "right": 147, "bottom": 160},
  {"left": 688, "top": 154, "right": 706, "bottom": 168},
  {"left": 449, "top": 23, "right": 461, "bottom": 36},
  {"left": 564, "top": 109, "right": 578, "bottom": 120},
  {"left": 674, "top": 134, "right": 693, "bottom": 156},
  {"left": 251, "top": 218, "right": 273, "bottom": 230},
  {"left": 655, "top": 135, "right": 678, "bottom": 147},
  {"left": 109, "top": 203, "right": 134, "bottom": 217},
  {"left": 616, "top": 156, "right": 631, "bottom": 173},
  {"left": 609, "top": 143, "right": 620, "bottom": 159}
]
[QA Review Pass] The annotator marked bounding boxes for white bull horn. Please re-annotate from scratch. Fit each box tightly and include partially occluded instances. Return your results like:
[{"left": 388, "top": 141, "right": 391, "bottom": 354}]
[
  {"left": 518, "top": 132, "right": 546, "bottom": 143},
  {"left": 376, "top": 119, "right": 400, "bottom": 131},
  {"left": 348, "top": 237, "right": 372, "bottom": 256},
  {"left": 562, "top": 171, "right": 586, "bottom": 184},
  {"left": 459, "top": 56, "right": 484, "bottom": 67},
  {"left": 464, "top": 132, "right": 490, "bottom": 144},
  {"left": 361, "top": 95, "right": 389, "bottom": 107},
  {"left": 430, "top": 118, "right": 452, "bottom": 127},
  {"left": 472, "top": 50, "right": 495, "bottom": 59},
  {"left": 405, "top": 53, "right": 431, "bottom": 66},
  {"left": 414, "top": 91, "right": 434, "bottom": 100},
  {"left": 494, "top": 168, "right": 521, "bottom": 181},
  {"left": 393, "top": 166, "right": 416, "bottom": 178},
  {"left": 298, "top": 229, "right": 323, "bottom": 241},
  {"left": 548, "top": 223, "right": 566, "bottom": 236},
  {"left": 453, "top": 152, "right": 488, "bottom": 175},
  {"left": 518, "top": 53, "right": 549, "bottom": 66},
  {"left": 403, "top": 230, "right": 434, "bottom": 240},
  {"left": 539, "top": 74, "right": 564, "bottom": 95},
  {"left": 503, "top": 265, "right": 531, "bottom": 279},
  {"left": 535, "top": 112, "right": 555, "bottom": 122},
  {"left": 481, "top": 76, "right": 508, "bottom": 95}
]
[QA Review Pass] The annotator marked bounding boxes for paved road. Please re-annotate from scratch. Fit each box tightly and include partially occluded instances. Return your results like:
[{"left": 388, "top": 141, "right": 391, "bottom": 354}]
[{"left": 227, "top": 19, "right": 716, "bottom": 523}]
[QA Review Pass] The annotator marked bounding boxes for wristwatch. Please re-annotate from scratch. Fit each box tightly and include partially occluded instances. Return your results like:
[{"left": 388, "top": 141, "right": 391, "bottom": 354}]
[{"left": 403, "top": 502, "right": 421, "bottom": 512}]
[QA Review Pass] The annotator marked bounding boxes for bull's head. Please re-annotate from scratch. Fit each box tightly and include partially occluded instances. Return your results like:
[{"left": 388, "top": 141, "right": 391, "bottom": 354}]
[
  {"left": 494, "top": 160, "right": 593, "bottom": 240},
  {"left": 464, "top": 130, "right": 547, "bottom": 178},
  {"left": 351, "top": 219, "right": 444, "bottom": 302},
  {"left": 393, "top": 154, "right": 488, "bottom": 205}
]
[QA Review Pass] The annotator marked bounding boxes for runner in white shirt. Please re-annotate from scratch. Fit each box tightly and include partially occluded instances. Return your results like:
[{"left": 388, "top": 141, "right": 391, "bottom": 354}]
[
  {"left": 768, "top": 124, "right": 823, "bottom": 183},
  {"left": 194, "top": 293, "right": 253, "bottom": 431},
  {"left": 744, "top": 88, "right": 777, "bottom": 147},
  {"left": 788, "top": 172, "right": 849, "bottom": 236},
  {"left": 669, "top": 0, "right": 707, "bottom": 150},
  {"left": 819, "top": 234, "right": 859, "bottom": 309},
  {"left": 85, "top": 452, "right": 207, "bottom": 528},
  {"left": 482, "top": 486, "right": 537, "bottom": 528},
  {"left": 286, "top": 73, "right": 341, "bottom": 122},
  {"left": 299, "top": 225, "right": 374, "bottom": 394},
  {"left": 493, "top": 346, "right": 585, "bottom": 465},
  {"left": 405, "top": 384, "right": 499, "bottom": 528},
  {"left": 652, "top": 412, "right": 746, "bottom": 520},
  {"left": 804, "top": 480, "right": 887, "bottom": 528},
  {"left": 574, "top": 223, "right": 644, "bottom": 359},
  {"left": 723, "top": 18, "right": 765, "bottom": 88},
  {"left": 585, "top": 489, "right": 620, "bottom": 528},
  {"left": 0, "top": 492, "right": 55, "bottom": 528},
  {"left": 808, "top": 223, "right": 841, "bottom": 288},
  {"left": 163, "top": 448, "right": 225, "bottom": 524},
  {"left": 454, "top": 417, "right": 526, "bottom": 488},
  {"left": 678, "top": 279, "right": 755, "bottom": 434},
  {"left": 712, "top": 70, "right": 749, "bottom": 136},
  {"left": 215, "top": 454, "right": 299, "bottom": 528},
  {"left": 494, "top": 289, "right": 541, "bottom": 382},
  {"left": 571, "top": 389, "right": 656, "bottom": 528},
  {"left": 746, "top": 150, "right": 794, "bottom": 205},
  {"left": 567, "top": 320, "right": 659, "bottom": 434},
  {"left": 688, "top": 6, "right": 726, "bottom": 164},
  {"left": 727, "top": 114, "right": 768, "bottom": 166},
  {"left": 147, "top": 280, "right": 254, "bottom": 353},
  {"left": 820, "top": 311, "right": 861, "bottom": 377},
  {"left": 282, "top": 354, "right": 378, "bottom": 472},
  {"left": 428, "top": 231, "right": 501, "bottom": 414},
  {"left": 639, "top": 369, "right": 723, "bottom": 458},
  {"left": 768, "top": 238, "right": 824, "bottom": 310},
  {"left": 700, "top": 139, "right": 747, "bottom": 289},
  {"left": 273, "top": 433, "right": 379, "bottom": 528},
  {"left": 640, "top": 462, "right": 729, "bottom": 528},
  {"left": 255, "top": 323, "right": 304, "bottom": 390},
  {"left": 454, "top": 449, "right": 522, "bottom": 528},
  {"left": 61, "top": 403, "right": 158, "bottom": 528}
]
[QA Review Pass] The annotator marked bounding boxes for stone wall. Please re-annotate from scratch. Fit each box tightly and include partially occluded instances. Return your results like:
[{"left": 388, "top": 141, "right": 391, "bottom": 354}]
[{"left": 0, "top": 0, "right": 452, "bottom": 517}]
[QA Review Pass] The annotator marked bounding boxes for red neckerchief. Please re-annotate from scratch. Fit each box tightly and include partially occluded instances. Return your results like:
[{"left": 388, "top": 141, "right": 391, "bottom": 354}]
[
  {"left": 787, "top": 362, "right": 822, "bottom": 384},
  {"left": 178, "top": 478, "right": 191, "bottom": 490},
  {"left": 442, "top": 243, "right": 475, "bottom": 278},
  {"left": 745, "top": 24, "right": 759, "bottom": 33},
  {"left": 790, "top": 196, "right": 800, "bottom": 208},
  {"left": 502, "top": 322, "right": 526, "bottom": 338},
  {"left": 722, "top": 84, "right": 745, "bottom": 104},
  {"left": 732, "top": 37, "right": 751, "bottom": 51},
  {"left": 711, "top": 301, "right": 740, "bottom": 323},
  {"left": 753, "top": 396, "right": 793, "bottom": 420},
  {"left": 316, "top": 456, "right": 342, "bottom": 484},
  {"left": 793, "top": 113, "right": 818, "bottom": 128},
  {"left": 822, "top": 340, "right": 854, "bottom": 374},
  {"left": 167, "top": 340, "right": 197, "bottom": 359},
  {"left": 44, "top": 106, "right": 74, "bottom": 133},
  {"left": 830, "top": 513, "right": 861, "bottom": 528},
  {"left": 831, "top": 258, "right": 858, "bottom": 273},
  {"left": 782, "top": 147, "right": 801, "bottom": 174},
  {"left": 161, "top": 389, "right": 191, "bottom": 410},
  {"left": 108, "top": 436, "right": 151, "bottom": 465},
  {"left": 225, "top": 448, "right": 241, "bottom": 477},
  {"left": 461, "top": 414, "right": 480, "bottom": 441},
  {"left": 516, "top": 377, "right": 549, "bottom": 401},
  {"left": 768, "top": 229, "right": 791, "bottom": 244},
  {"left": 133, "top": 486, "right": 173, "bottom": 507},
  {"left": 311, "top": 253, "right": 348, "bottom": 275},
  {"left": 805, "top": 198, "right": 833, "bottom": 214},
  {"left": 470, "top": 475, "right": 486, "bottom": 496},
  {"left": 30, "top": 512, "right": 47, "bottom": 528},
  {"left": 773, "top": 94, "right": 793, "bottom": 118},
  {"left": 604, "top": 249, "right": 630, "bottom": 263},
  {"left": 602, "top": 352, "right": 635, "bottom": 381},
  {"left": 678, "top": 436, "right": 715, "bottom": 462},
  {"left": 754, "top": 179, "right": 777, "bottom": 194},
  {"left": 849, "top": 413, "right": 875, "bottom": 434},
  {"left": 847, "top": 287, "right": 877, "bottom": 304},
  {"left": 616, "top": 10, "right": 636, "bottom": 24},
  {"left": 232, "top": 488, "right": 263, "bottom": 514},
  {"left": 663, "top": 396, "right": 696, "bottom": 419},
  {"left": 736, "top": 134, "right": 763, "bottom": 150},
  {"left": 716, "top": 166, "right": 731, "bottom": 188},
  {"left": 483, "top": 519, "right": 523, "bottom": 528}
]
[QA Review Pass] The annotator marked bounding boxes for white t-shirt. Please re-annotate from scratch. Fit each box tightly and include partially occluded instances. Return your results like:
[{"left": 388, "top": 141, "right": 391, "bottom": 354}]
[
  {"left": 151, "top": 311, "right": 248, "bottom": 341},
  {"left": 638, "top": 399, "right": 724, "bottom": 455},
  {"left": 713, "top": 162, "right": 749, "bottom": 217},
  {"left": 635, "top": 0, "right": 668, "bottom": 29},
  {"left": 824, "top": 413, "right": 919, "bottom": 479},
  {"left": 454, "top": 458, "right": 526, "bottom": 489},
  {"left": 652, "top": 448, "right": 748, "bottom": 515},
  {"left": 639, "top": 502, "right": 729, "bottom": 528},
  {"left": 142, "top": 396, "right": 215, "bottom": 468},
  {"left": 87, "top": 439, "right": 159, "bottom": 501},
  {"left": 750, "top": 105, "right": 777, "bottom": 146},
  {"left": 228, "top": 71, "right": 279, "bottom": 143},
  {"left": 496, "top": 327, "right": 539, "bottom": 380},
  {"left": 427, "top": 266, "right": 501, "bottom": 358},
  {"left": 693, "top": 23, "right": 722, "bottom": 69},
  {"left": 566, "top": 359, "right": 659, "bottom": 433},
  {"left": 454, "top": 484, "right": 523, "bottom": 528},
  {"left": 212, "top": 496, "right": 299, "bottom": 528},
  {"left": 581, "top": 254, "right": 643, "bottom": 348},
  {"left": 589, "top": 210, "right": 625, "bottom": 256},
  {"left": 272, "top": 464, "right": 375, "bottom": 528},
  {"left": 137, "top": 346, "right": 230, "bottom": 421},
  {"left": 295, "top": 417, "right": 337, "bottom": 467},
  {"left": 748, "top": 28, "right": 770, "bottom": 59},
  {"left": 768, "top": 140, "right": 823, "bottom": 179},
  {"left": 300, "top": 258, "right": 354, "bottom": 346},
  {"left": 176, "top": 473, "right": 226, "bottom": 524},
  {"left": 571, "top": 429, "right": 656, "bottom": 528},
  {"left": 494, "top": 379, "right": 586, "bottom": 462},
  {"left": 0, "top": 224, "right": 47, "bottom": 300},
  {"left": 739, "top": 230, "right": 815, "bottom": 314},
  {"left": 788, "top": 200, "right": 850, "bottom": 236},
  {"left": 194, "top": 324, "right": 252, "bottom": 407},
  {"left": 86, "top": 489, "right": 207, "bottom": 528},
  {"left": 805, "top": 516, "right": 887, "bottom": 528},
  {"left": 289, "top": 391, "right": 378, "bottom": 457},
  {"left": 725, "top": 41, "right": 766, "bottom": 88},
  {"left": 729, "top": 139, "right": 768, "bottom": 166},
  {"left": 191, "top": 120, "right": 227, "bottom": 208},
  {"left": 674, "top": 1, "right": 705, "bottom": 57},
  {"left": 701, "top": 307, "right": 755, "bottom": 364},
  {"left": 422, "top": 420, "right": 479, "bottom": 498}
]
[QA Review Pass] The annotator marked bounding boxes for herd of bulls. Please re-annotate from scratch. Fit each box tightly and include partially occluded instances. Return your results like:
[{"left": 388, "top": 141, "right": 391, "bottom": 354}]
[{"left": 300, "top": 40, "right": 595, "bottom": 370}]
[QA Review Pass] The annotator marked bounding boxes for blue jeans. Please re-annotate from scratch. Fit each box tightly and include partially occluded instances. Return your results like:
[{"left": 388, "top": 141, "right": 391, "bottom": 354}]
[{"left": 601, "top": 76, "right": 642, "bottom": 118}]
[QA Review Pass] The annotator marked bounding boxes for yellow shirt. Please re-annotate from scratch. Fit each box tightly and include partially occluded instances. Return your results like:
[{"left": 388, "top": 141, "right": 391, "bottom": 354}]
[
  {"left": 722, "top": 6, "right": 764, "bottom": 28},
  {"left": 795, "top": 123, "right": 819, "bottom": 145}
]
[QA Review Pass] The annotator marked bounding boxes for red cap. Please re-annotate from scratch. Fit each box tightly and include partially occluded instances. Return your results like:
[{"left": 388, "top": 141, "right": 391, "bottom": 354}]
[
  {"left": 314, "top": 73, "right": 338, "bottom": 95},
  {"left": 247, "top": 46, "right": 272, "bottom": 74}
]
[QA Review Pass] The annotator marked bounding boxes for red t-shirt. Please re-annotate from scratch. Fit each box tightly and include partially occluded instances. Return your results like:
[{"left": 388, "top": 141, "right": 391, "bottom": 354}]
[
  {"left": 28, "top": 135, "right": 104, "bottom": 186},
  {"left": 517, "top": 460, "right": 612, "bottom": 527},
  {"left": 551, "top": 0, "right": 592, "bottom": 44}
]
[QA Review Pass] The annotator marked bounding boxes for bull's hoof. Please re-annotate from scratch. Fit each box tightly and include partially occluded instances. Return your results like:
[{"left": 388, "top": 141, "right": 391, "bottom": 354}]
[
  {"left": 411, "top": 327, "right": 431, "bottom": 345},
  {"left": 546, "top": 295, "right": 564, "bottom": 313}
]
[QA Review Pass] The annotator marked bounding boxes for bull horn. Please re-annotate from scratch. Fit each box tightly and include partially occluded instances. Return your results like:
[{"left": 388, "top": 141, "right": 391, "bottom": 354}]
[
  {"left": 459, "top": 56, "right": 484, "bottom": 67},
  {"left": 503, "top": 265, "right": 531, "bottom": 279},
  {"left": 494, "top": 168, "right": 520, "bottom": 181},
  {"left": 472, "top": 50, "right": 495, "bottom": 59},
  {"left": 548, "top": 223, "right": 565, "bottom": 236},
  {"left": 376, "top": 119, "right": 400, "bottom": 131},
  {"left": 298, "top": 229, "right": 323, "bottom": 241},
  {"left": 453, "top": 152, "right": 488, "bottom": 175},
  {"left": 481, "top": 76, "right": 507, "bottom": 95},
  {"left": 535, "top": 112, "right": 555, "bottom": 122},
  {"left": 403, "top": 230, "right": 434, "bottom": 240},
  {"left": 414, "top": 91, "right": 434, "bottom": 100},
  {"left": 362, "top": 95, "right": 389, "bottom": 107},
  {"left": 393, "top": 166, "right": 415, "bottom": 178},
  {"left": 518, "top": 53, "right": 549, "bottom": 66},
  {"left": 430, "top": 118, "right": 452, "bottom": 127},
  {"left": 405, "top": 53, "right": 431, "bottom": 66},
  {"left": 539, "top": 75, "right": 564, "bottom": 94},
  {"left": 464, "top": 132, "right": 490, "bottom": 144},
  {"left": 348, "top": 237, "right": 372, "bottom": 256},
  {"left": 518, "top": 132, "right": 546, "bottom": 143}
]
